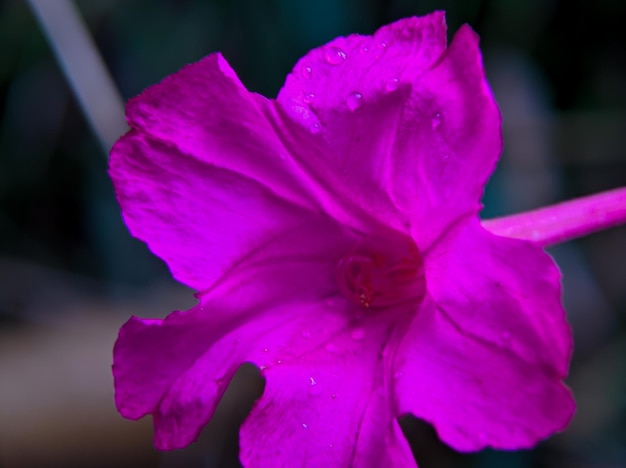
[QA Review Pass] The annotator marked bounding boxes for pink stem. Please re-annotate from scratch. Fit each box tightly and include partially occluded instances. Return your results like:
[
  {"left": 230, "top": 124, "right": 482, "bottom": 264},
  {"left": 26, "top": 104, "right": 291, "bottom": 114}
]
[{"left": 482, "top": 187, "right": 626, "bottom": 247}]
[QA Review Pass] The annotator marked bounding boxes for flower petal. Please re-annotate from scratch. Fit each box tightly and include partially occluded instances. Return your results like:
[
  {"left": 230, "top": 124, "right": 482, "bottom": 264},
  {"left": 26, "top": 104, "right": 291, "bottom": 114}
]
[
  {"left": 125, "top": 53, "right": 316, "bottom": 214},
  {"left": 114, "top": 218, "right": 369, "bottom": 449},
  {"left": 279, "top": 13, "right": 447, "bottom": 121},
  {"left": 111, "top": 51, "right": 348, "bottom": 291},
  {"left": 109, "top": 131, "right": 313, "bottom": 291},
  {"left": 394, "top": 220, "right": 574, "bottom": 451},
  {"left": 240, "top": 313, "right": 416, "bottom": 468},
  {"left": 277, "top": 13, "right": 502, "bottom": 247},
  {"left": 114, "top": 215, "right": 421, "bottom": 462}
]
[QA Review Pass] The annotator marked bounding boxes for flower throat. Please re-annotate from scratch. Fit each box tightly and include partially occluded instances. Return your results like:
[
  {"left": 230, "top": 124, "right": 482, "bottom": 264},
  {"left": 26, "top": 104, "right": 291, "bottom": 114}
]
[{"left": 336, "top": 234, "right": 426, "bottom": 308}]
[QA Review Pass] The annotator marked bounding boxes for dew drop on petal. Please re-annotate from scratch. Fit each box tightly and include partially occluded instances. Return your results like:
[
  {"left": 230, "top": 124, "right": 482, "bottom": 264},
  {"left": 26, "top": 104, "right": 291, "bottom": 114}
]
[
  {"left": 309, "top": 377, "right": 322, "bottom": 396},
  {"left": 302, "top": 65, "right": 312, "bottom": 78},
  {"left": 377, "top": 41, "right": 388, "bottom": 50},
  {"left": 385, "top": 77, "right": 399, "bottom": 92},
  {"left": 302, "top": 423, "right": 308, "bottom": 429},
  {"left": 263, "top": 348, "right": 268, "bottom": 352},
  {"left": 346, "top": 92, "right": 363, "bottom": 111},
  {"left": 303, "top": 93, "right": 315, "bottom": 104},
  {"left": 289, "top": 101, "right": 321, "bottom": 131},
  {"left": 325, "top": 46, "right": 347, "bottom": 65},
  {"left": 331, "top": 393, "right": 337, "bottom": 399},
  {"left": 350, "top": 327, "right": 366, "bottom": 341},
  {"left": 431, "top": 112, "right": 442, "bottom": 129},
  {"left": 359, "top": 46, "right": 369, "bottom": 54}
]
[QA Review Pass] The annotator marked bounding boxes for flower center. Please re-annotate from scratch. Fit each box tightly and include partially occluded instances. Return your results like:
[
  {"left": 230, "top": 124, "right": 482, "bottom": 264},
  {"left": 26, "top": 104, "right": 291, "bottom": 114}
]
[{"left": 336, "top": 235, "right": 426, "bottom": 308}]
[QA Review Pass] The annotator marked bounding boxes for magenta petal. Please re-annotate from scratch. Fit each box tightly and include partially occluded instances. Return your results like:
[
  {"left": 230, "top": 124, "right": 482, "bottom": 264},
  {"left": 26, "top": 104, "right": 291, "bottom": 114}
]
[
  {"left": 114, "top": 309, "right": 234, "bottom": 449},
  {"left": 276, "top": 13, "right": 448, "bottom": 234},
  {"left": 110, "top": 131, "right": 314, "bottom": 291},
  {"left": 114, "top": 217, "right": 420, "bottom": 459},
  {"left": 240, "top": 314, "right": 416, "bottom": 468},
  {"left": 110, "top": 52, "right": 335, "bottom": 291},
  {"left": 401, "top": 25, "right": 502, "bottom": 248},
  {"left": 114, "top": 218, "right": 366, "bottom": 449},
  {"left": 394, "top": 221, "right": 574, "bottom": 451},
  {"left": 125, "top": 53, "right": 316, "bottom": 214},
  {"left": 278, "top": 13, "right": 447, "bottom": 118},
  {"left": 277, "top": 13, "right": 501, "bottom": 247}
]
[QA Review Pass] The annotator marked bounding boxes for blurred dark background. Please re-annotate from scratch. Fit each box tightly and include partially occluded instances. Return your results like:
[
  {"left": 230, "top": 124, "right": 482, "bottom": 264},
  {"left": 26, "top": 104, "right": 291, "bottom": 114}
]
[{"left": 1, "top": 0, "right": 625, "bottom": 467}]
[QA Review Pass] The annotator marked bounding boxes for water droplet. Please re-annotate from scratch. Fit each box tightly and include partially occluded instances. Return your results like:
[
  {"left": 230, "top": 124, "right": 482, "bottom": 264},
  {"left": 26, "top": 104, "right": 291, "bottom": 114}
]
[
  {"left": 325, "top": 343, "right": 338, "bottom": 354},
  {"left": 263, "top": 348, "right": 268, "bottom": 353},
  {"left": 431, "top": 112, "right": 442, "bottom": 129},
  {"left": 350, "top": 327, "right": 366, "bottom": 341},
  {"left": 359, "top": 46, "right": 369, "bottom": 54},
  {"left": 331, "top": 393, "right": 337, "bottom": 399},
  {"left": 289, "top": 101, "right": 321, "bottom": 132},
  {"left": 301, "top": 330, "right": 311, "bottom": 339},
  {"left": 309, "top": 378, "right": 322, "bottom": 396},
  {"left": 329, "top": 444, "right": 334, "bottom": 448},
  {"left": 303, "top": 93, "right": 315, "bottom": 104},
  {"left": 325, "top": 46, "right": 347, "bottom": 65},
  {"left": 301, "top": 65, "right": 312, "bottom": 79},
  {"left": 385, "top": 77, "right": 399, "bottom": 92},
  {"left": 377, "top": 41, "right": 388, "bottom": 50},
  {"left": 291, "top": 103, "right": 308, "bottom": 116},
  {"left": 276, "top": 360, "right": 282, "bottom": 365},
  {"left": 346, "top": 92, "right": 363, "bottom": 111},
  {"left": 302, "top": 423, "right": 308, "bottom": 429}
]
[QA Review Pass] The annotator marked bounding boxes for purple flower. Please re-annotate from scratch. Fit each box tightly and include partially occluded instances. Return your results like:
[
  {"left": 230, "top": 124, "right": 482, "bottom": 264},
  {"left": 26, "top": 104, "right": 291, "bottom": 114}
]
[{"left": 110, "top": 12, "right": 574, "bottom": 467}]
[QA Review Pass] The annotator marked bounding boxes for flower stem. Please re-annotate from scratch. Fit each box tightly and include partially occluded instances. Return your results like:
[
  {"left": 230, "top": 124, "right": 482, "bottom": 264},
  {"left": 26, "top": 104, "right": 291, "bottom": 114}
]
[{"left": 482, "top": 187, "right": 626, "bottom": 247}]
